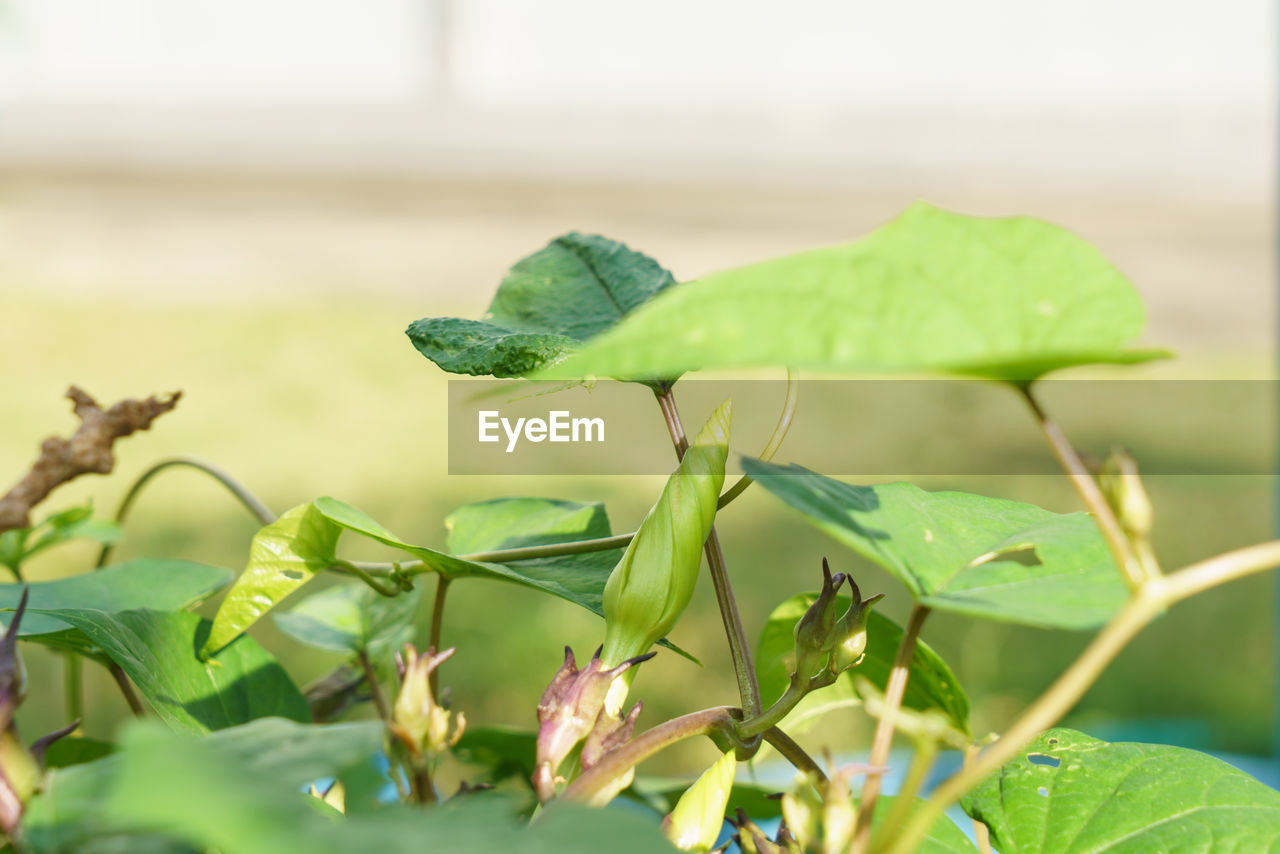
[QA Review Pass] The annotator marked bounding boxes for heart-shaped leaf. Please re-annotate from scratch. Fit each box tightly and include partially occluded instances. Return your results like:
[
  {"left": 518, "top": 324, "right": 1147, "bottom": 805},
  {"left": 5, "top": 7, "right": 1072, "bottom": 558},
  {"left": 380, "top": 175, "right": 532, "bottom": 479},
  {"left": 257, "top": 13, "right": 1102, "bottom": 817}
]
[
  {"left": 744, "top": 460, "right": 1127, "bottom": 629},
  {"left": 756, "top": 593, "right": 970, "bottom": 735},
  {"left": 408, "top": 233, "right": 677, "bottom": 379},
  {"left": 544, "top": 203, "right": 1167, "bottom": 383},
  {"left": 41, "top": 608, "right": 309, "bottom": 734},
  {"left": 963, "top": 728, "right": 1280, "bottom": 852}
]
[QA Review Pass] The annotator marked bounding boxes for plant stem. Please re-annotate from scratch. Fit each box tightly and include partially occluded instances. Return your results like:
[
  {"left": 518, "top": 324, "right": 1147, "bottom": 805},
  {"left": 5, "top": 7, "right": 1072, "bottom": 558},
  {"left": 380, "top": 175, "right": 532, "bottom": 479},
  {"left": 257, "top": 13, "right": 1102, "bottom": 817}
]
[
  {"left": 1020, "top": 387, "right": 1147, "bottom": 590},
  {"left": 561, "top": 706, "right": 739, "bottom": 803},
  {"left": 63, "top": 654, "right": 83, "bottom": 721},
  {"left": 717, "top": 369, "right": 800, "bottom": 510},
  {"left": 737, "top": 670, "right": 838, "bottom": 739},
  {"left": 458, "top": 532, "right": 635, "bottom": 564},
  {"left": 762, "top": 726, "right": 830, "bottom": 788},
  {"left": 97, "top": 456, "right": 276, "bottom": 568},
  {"left": 654, "top": 389, "right": 762, "bottom": 719},
  {"left": 873, "top": 739, "right": 938, "bottom": 852},
  {"left": 963, "top": 743, "right": 994, "bottom": 854},
  {"left": 428, "top": 576, "right": 450, "bottom": 696},
  {"left": 357, "top": 648, "right": 393, "bottom": 723},
  {"left": 888, "top": 538, "right": 1280, "bottom": 854},
  {"left": 851, "top": 604, "right": 931, "bottom": 854},
  {"left": 108, "top": 663, "right": 146, "bottom": 716}
]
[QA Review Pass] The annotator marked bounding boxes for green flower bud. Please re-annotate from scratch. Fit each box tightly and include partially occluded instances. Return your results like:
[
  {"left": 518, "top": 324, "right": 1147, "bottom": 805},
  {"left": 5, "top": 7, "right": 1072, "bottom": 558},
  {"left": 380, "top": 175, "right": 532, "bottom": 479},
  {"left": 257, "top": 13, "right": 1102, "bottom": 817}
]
[
  {"left": 831, "top": 578, "right": 885, "bottom": 674},
  {"left": 600, "top": 401, "right": 730, "bottom": 668},
  {"left": 793, "top": 558, "right": 846, "bottom": 682},
  {"left": 390, "top": 644, "right": 464, "bottom": 761},
  {"left": 1098, "top": 447, "right": 1153, "bottom": 539},
  {"left": 662, "top": 750, "right": 737, "bottom": 852}
]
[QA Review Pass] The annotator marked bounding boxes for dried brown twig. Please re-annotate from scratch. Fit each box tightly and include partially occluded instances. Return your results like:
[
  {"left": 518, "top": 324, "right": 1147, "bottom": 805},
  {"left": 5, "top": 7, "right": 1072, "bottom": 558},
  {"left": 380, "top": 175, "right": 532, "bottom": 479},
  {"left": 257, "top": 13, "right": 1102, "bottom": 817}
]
[{"left": 0, "top": 386, "right": 181, "bottom": 534}]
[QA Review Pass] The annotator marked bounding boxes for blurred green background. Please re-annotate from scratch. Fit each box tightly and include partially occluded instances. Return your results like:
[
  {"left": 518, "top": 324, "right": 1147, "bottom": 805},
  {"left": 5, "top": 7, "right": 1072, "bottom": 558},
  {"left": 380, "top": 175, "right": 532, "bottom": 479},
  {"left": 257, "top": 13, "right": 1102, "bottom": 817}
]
[{"left": 1, "top": 173, "right": 1273, "bottom": 780}]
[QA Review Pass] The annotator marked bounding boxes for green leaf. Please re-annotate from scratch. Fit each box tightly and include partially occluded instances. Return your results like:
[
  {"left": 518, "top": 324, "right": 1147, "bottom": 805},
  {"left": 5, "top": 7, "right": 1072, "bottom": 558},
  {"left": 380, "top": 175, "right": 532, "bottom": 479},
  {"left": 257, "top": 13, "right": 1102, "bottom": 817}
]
[
  {"left": 634, "top": 777, "right": 784, "bottom": 821},
  {"left": 41, "top": 737, "right": 114, "bottom": 770},
  {"left": 544, "top": 203, "right": 1167, "bottom": 383},
  {"left": 0, "top": 503, "right": 123, "bottom": 574},
  {"left": 71, "top": 721, "right": 680, "bottom": 854},
  {"left": 0, "top": 559, "right": 232, "bottom": 639},
  {"left": 744, "top": 460, "right": 1127, "bottom": 629},
  {"left": 962, "top": 728, "right": 1280, "bottom": 852},
  {"left": 23, "top": 718, "right": 385, "bottom": 854},
  {"left": 202, "top": 504, "right": 341, "bottom": 658},
  {"left": 274, "top": 581, "right": 422, "bottom": 657},
  {"left": 453, "top": 726, "right": 538, "bottom": 785},
  {"left": 756, "top": 594, "right": 970, "bottom": 734},
  {"left": 38, "top": 608, "right": 309, "bottom": 733},
  {"left": 408, "top": 232, "right": 677, "bottom": 379},
  {"left": 318, "top": 496, "right": 625, "bottom": 617}
]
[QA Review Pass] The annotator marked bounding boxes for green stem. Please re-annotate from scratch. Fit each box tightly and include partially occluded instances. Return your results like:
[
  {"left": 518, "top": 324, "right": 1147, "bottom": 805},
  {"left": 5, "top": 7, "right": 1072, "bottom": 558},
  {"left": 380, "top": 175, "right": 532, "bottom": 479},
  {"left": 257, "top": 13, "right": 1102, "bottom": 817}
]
[
  {"left": 97, "top": 456, "right": 276, "bottom": 568},
  {"left": 717, "top": 369, "right": 799, "bottom": 509},
  {"left": 736, "top": 670, "right": 838, "bottom": 739},
  {"left": 873, "top": 738, "right": 938, "bottom": 851},
  {"left": 561, "top": 706, "right": 740, "bottom": 803},
  {"left": 428, "top": 576, "right": 450, "bottom": 697},
  {"left": 357, "top": 648, "right": 393, "bottom": 723},
  {"left": 851, "top": 604, "right": 931, "bottom": 854},
  {"left": 761, "top": 726, "right": 830, "bottom": 788},
  {"left": 1020, "top": 387, "right": 1147, "bottom": 590},
  {"left": 655, "top": 389, "right": 763, "bottom": 720},
  {"left": 888, "top": 538, "right": 1280, "bottom": 854},
  {"left": 108, "top": 663, "right": 146, "bottom": 717}
]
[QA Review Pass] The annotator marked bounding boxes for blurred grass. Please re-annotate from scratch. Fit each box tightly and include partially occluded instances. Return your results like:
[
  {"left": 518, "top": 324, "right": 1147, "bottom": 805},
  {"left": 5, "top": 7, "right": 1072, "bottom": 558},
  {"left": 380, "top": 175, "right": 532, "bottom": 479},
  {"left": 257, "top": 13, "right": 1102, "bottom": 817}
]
[{"left": 2, "top": 291, "right": 1273, "bottom": 777}]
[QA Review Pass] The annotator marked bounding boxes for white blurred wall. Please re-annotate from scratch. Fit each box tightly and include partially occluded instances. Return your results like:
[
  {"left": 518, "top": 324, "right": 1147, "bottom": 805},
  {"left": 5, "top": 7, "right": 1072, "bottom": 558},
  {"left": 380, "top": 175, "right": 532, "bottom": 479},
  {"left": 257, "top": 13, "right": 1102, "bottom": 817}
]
[{"left": 0, "top": 0, "right": 1272, "bottom": 198}]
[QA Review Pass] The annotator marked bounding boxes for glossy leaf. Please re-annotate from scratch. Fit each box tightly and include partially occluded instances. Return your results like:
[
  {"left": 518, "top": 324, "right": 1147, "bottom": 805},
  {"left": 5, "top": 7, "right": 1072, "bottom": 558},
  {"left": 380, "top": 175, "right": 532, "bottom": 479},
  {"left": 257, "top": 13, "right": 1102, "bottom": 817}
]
[
  {"left": 544, "top": 203, "right": 1167, "bottom": 383},
  {"left": 408, "top": 232, "right": 677, "bottom": 379},
  {"left": 963, "top": 728, "right": 1280, "bottom": 852},
  {"left": 756, "top": 593, "right": 970, "bottom": 734},
  {"left": 40, "top": 608, "right": 309, "bottom": 733},
  {"left": 274, "top": 581, "right": 422, "bottom": 656},
  {"left": 202, "top": 504, "right": 342, "bottom": 658},
  {"left": 745, "top": 460, "right": 1127, "bottom": 629},
  {"left": 0, "top": 559, "right": 231, "bottom": 639}
]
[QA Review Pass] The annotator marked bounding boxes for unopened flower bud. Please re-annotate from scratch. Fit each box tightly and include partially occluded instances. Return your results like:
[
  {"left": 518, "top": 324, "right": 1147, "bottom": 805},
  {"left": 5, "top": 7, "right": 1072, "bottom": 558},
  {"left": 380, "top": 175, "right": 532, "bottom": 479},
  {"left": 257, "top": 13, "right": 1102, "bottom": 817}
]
[
  {"left": 732, "top": 808, "right": 789, "bottom": 854},
  {"left": 792, "top": 558, "right": 845, "bottom": 682},
  {"left": 601, "top": 402, "right": 730, "bottom": 669},
  {"left": 533, "top": 646, "right": 652, "bottom": 803},
  {"left": 1099, "top": 448, "right": 1153, "bottom": 539},
  {"left": 662, "top": 750, "right": 737, "bottom": 852},
  {"left": 831, "top": 578, "right": 885, "bottom": 674},
  {"left": 390, "top": 645, "right": 463, "bottom": 760},
  {"left": 780, "top": 775, "right": 822, "bottom": 851}
]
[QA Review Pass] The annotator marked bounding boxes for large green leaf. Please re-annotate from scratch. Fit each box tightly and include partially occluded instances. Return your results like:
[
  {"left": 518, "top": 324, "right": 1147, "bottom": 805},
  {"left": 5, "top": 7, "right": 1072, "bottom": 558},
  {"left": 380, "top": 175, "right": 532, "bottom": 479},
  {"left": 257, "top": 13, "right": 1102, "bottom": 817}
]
[
  {"left": 0, "top": 559, "right": 231, "bottom": 641},
  {"left": 756, "top": 594, "right": 970, "bottom": 735},
  {"left": 274, "top": 581, "right": 422, "bottom": 657},
  {"left": 744, "top": 460, "right": 1128, "bottom": 629},
  {"left": 408, "top": 232, "right": 677, "bottom": 379},
  {"left": 78, "top": 721, "right": 679, "bottom": 854},
  {"left": 543, "top": 203, "right": 1167, "bottom": 383},
  {"left": 39, "top": 608, "right": 309, "bottom": 733},
  {"left": 202, "top": 503, "right": 343, "bottom": 658},
  {"left": 22, "top": 718, "right": 385, "bottom": 854},
  {"left": 962, "top": 728, "right": 1280, "bottom": 852}
]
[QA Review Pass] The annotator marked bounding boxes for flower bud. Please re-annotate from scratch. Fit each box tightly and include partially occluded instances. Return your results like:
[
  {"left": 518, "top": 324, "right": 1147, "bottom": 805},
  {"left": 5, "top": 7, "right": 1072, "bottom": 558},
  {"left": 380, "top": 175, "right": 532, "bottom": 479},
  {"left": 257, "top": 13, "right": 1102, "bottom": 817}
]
[
  {"left": 792, "top": 558, "right": 845, "bottom": 682},
  {"left": 600, "top": 401, "right": 730, "bottom": 668},
  {"left": 390, "top": 644, "right": 463, "bottom": 761},
  {"left": 830, "top": 578, "right": 885, "bottom": 674},
  {"left": 780, "top": 775, "right": 822, "bottom": 851},
  {"left": 1098, "top": 447, "right": 1153, "bottom": 539},
  {"left": 532, "top": 646, "right": 652, "bottom": 803},
  {"left": 662, "top": 750, "right": 737, "bottom": 852}
]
